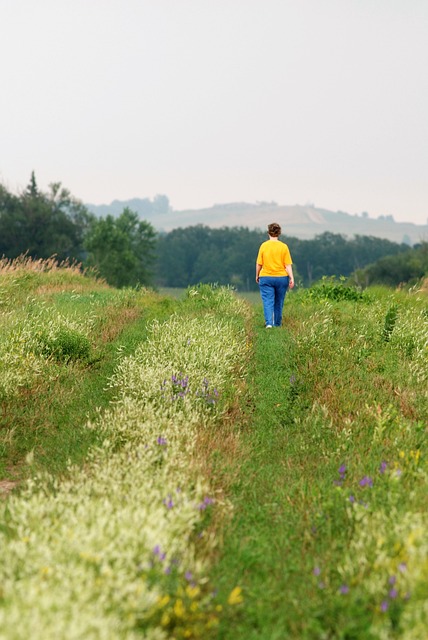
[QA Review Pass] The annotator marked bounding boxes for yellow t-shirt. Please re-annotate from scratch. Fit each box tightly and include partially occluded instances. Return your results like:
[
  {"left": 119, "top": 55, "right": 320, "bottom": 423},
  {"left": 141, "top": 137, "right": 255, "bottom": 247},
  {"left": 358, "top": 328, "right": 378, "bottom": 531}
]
[{"left": 256, "top": 240, "right": 292, "bottom": 277}]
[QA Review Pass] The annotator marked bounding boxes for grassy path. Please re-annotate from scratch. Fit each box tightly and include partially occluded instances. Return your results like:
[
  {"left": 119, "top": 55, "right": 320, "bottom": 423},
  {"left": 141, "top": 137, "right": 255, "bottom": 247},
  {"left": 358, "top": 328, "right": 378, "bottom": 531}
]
[
  {"left": 214, "top": 291, "right": 427, "bottom": 639},
  {"left": 0, "top": 290, "right": 178, "bottom": 484},
  {"left": 214, "top": 314, "right": 310, "bottom": 639}
]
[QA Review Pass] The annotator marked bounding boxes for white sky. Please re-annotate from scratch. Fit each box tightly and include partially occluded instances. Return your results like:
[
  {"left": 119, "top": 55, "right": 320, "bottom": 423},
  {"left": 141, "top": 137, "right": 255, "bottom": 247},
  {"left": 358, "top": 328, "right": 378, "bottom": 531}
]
[{"left": 1, "top": 0, "right": 427, "bottom": 224}]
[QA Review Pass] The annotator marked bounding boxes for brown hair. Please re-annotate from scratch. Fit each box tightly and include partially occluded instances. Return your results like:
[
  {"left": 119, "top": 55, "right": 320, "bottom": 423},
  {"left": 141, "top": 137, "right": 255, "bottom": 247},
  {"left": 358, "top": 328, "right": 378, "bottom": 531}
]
[{"left": 267, "top": 222, "right": 281, "bottom": 237}]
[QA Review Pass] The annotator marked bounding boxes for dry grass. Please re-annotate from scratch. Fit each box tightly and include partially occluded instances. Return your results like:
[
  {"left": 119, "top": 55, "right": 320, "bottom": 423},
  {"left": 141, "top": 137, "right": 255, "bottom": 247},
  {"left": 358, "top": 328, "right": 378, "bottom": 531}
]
[
  {"left": 0, "top": 254, "right": 84, "bottom": 274},
  {"left": 98, "top": 307, "right": 142, "bottom": 343}
]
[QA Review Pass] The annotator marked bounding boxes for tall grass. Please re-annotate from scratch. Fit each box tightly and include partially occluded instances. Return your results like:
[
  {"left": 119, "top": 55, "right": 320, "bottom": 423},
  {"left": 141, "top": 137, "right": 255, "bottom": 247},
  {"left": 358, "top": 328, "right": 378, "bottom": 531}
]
[
  {"left": 0, "top": 281, "right": 250, "bottom": 638},
  {"left": 0, "top": 257, "right": 166, "bottom": 480},
  {"left": 215, "top": 284, "right": 427, "bottom": 639},
  {"left": 1, "top": 266, "right": 426, "bottom": 638}
]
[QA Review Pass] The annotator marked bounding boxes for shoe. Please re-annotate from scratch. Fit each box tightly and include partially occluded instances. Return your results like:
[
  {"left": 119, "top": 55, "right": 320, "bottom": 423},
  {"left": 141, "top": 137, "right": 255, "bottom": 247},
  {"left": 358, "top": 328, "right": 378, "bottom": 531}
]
[{"left": 266, "top": 325, "right": 272, "bottom": 328}]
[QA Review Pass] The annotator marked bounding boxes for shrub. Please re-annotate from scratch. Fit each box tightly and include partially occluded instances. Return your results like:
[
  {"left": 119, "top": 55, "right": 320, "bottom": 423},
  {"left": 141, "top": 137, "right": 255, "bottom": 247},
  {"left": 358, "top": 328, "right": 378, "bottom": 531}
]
[
  {"left": 37, "top": 327, "right": 91, "bottom": 362},
  {"left": 302, "top": 276, "right": 368, "bottom": 303}
]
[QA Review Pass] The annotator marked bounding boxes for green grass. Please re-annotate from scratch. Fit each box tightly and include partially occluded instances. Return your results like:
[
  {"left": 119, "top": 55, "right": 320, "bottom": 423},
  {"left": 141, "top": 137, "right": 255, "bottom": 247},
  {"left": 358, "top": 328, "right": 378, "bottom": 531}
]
[
  {"left": 213, "top": 288, "right": 428, "bottom": 639},
  {"left": 0, "top": 283, "right": 179, "bottom": 482},
  {"left": 1, "top": 267, "right": 426, "bottom": 638},
  {"left": 158, "top": 286, "right": 187, "bottom": 299}
]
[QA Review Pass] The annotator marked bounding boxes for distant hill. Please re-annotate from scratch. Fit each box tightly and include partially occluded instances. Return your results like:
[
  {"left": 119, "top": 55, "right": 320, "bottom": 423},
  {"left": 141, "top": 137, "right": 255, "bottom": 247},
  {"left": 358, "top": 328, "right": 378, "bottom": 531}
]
[{"left": 85, "top": 200, "right": 428, "bottom": 246}]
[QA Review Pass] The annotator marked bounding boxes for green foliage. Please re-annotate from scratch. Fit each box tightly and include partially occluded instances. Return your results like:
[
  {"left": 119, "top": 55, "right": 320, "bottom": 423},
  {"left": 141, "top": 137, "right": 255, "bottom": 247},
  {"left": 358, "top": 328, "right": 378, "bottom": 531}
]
[
  {"left": 291, "top": 231, "right": 410, "bottom": 285},
  {"left": 382, "top": 303, "right": 399, "bottom": 342},
  {"left": 156, "top": 225, "right": 263, "bottom": 290},
  {"left": 301, "top": 275, "right": 368, "bottom": 302},
  {"left": 84, "top": 207, "right": 157, "bottom": 287},
  {"left": 0, "top": 173, "right": 92, "bottom": 261},
  {"left": 351, "top": 242, "right": 428, "bottom": 288},
  {"left": 37, "top": 327, "right": 91, "bottom": 362},
  {"left": 156, "top": 227, "right": 411, "bottom": 290}
]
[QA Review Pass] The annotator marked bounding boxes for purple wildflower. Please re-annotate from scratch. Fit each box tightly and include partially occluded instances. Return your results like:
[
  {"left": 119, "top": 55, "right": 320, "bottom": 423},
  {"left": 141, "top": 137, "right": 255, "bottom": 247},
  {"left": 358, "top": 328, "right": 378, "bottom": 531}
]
[
  {"left": 381, "top": 601, "right": 389, "bottom": 612},
  {"left": 398, "top": 562, "right": 407, "bottom": 573},
  {"left": 349, "top": 495, "right": 356, "bottom": 503},
  {"left": 157, "top": 436, "right": 167, "bottom": 446},
  {"left": 163, "top": 496, "right": 174, "bottom": 509},
  {"left": 389, "top": 588, "right": 398, "bottom": 599},
  {"left": 164, "top": 566, "right": 171, "bottom": 575},
  {"left": 338, "top": 464, "right": 347, "bottom": 476},
  {"left": 153, "top": 546, "right": 166, "bottom": 561},
  {"left": 185, "top": 571, "right": 193, "bottom": 581},
  {"left": 389, "top": 575, "right": 396, "bottom": 585},
  {"left": 313, "top": 566, "right": 321, "bottom": 576},
  {"left": 379, "top": 461, "right": 388, "bottom": 474},
  {"left": 198, "top": 496, "right": 214, "bottom": 511},
  {"left": 339, "top": 585, "right": 349, "bottom": 595},
  {"left": 359, "top": 476, "right": 373, "bottom": 487}
]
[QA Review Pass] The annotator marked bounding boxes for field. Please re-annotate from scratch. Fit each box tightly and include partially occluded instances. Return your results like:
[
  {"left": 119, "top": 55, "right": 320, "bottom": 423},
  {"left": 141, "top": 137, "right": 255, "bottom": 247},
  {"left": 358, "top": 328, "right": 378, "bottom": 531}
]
[{"left": 0, "top": 260, "right": 427, "bottom": 639}]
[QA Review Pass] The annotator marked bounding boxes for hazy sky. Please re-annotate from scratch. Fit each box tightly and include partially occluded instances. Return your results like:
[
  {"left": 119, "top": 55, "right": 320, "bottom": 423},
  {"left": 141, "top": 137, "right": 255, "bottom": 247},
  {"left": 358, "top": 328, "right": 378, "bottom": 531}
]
[{"left": 1, "top": 0, "right": 427, "bottom": 224}]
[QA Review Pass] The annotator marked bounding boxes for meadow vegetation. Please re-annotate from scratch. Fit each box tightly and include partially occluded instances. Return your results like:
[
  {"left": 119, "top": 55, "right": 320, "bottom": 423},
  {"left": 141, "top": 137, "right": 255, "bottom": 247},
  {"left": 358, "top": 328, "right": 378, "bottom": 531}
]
[
  {"left": 215, "top": 279, "right": 427, "bottom": 639},
  {"left": 0, "top": 259, "right": 427, "bottom": 639}
]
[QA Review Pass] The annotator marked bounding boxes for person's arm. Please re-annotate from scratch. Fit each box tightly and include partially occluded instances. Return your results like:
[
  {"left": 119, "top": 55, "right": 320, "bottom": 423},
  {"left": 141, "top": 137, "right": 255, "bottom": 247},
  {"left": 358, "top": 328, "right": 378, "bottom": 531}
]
[
  {"left": 256, "top": 263, "right": 262, "bottom": 283},
  {"left": 286, "top": 264, "right": 294, "bottom": 288}
]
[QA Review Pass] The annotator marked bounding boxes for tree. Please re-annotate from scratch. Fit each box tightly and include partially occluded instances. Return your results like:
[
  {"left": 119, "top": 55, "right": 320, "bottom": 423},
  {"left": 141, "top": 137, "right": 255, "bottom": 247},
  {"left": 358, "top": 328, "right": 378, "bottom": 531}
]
[
  {"left": 351, "top": 243, "right": 428, "bottom": 287},
  {"left": 0, "top": 173, "right": 91, "bottom": 260},
  {"left": 154, "top": 227, "right": 412, "bottom": 290},
  {"left": 152, "top": 194, "right": 171, "bottom": 214},
  {"left": 84, "top": 208, "right": 157, "bottom": 287}
]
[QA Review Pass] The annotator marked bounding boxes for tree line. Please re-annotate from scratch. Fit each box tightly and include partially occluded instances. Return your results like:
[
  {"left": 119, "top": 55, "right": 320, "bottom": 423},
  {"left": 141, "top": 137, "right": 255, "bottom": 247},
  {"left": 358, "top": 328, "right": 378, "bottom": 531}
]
[
  {"left": 1, "top": 174, "right": 426, "bottom": 290},
  {"left": 0, "top": 174, "right": 156, "bottom": 288},
  {"left": 155, "top": 225, "right": 425, "bottom": 290}
]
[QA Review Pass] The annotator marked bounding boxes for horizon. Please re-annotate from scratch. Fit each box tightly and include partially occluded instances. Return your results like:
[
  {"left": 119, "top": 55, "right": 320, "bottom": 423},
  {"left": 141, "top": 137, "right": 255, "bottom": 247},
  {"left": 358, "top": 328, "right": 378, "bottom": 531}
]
[{"left": 84, "top": 195, "right": 428, "bottom": 226}]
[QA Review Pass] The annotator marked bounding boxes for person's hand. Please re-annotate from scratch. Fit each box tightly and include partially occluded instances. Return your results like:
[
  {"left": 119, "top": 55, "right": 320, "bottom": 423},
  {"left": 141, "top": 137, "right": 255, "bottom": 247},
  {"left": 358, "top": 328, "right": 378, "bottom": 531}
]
[
  {"left": 256, "top": 276, "right": 259, "bottom": 284},
  {"left": 289, "top": 279, "right": 295, "bottom": 289}
]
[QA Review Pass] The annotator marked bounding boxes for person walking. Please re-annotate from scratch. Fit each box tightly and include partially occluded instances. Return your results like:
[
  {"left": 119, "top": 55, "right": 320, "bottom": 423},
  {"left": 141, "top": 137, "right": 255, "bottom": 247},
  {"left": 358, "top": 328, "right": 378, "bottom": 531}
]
[{"left": 255, "top": 222, "right": 294, "bottom": 327}]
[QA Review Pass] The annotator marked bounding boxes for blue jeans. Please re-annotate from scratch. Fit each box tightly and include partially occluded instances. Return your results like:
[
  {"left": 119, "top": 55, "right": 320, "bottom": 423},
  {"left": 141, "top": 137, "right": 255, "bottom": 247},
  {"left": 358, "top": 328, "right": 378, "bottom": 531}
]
[{"left": 259, "top": 276, "right": 289, "bottom": 326}]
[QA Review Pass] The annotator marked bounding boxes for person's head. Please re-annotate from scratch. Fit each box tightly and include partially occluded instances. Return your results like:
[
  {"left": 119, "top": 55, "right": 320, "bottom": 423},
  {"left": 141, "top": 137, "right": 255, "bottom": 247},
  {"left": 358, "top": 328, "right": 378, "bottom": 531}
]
[{"left": 267, "top": 222, "right": 281, "bottom": 237}]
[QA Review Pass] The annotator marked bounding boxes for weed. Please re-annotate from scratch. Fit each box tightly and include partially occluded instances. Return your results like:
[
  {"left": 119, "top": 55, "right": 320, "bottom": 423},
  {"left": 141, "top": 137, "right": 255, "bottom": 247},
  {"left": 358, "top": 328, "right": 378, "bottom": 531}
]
[
  {"left": 38, "top": 327, "right": 91, "bottom": 362},
  {"left": 301, "top": 275, "right": 369, "bottom": 303},
  {"left": 382, "top": 303, "right": 399, "bottom": 341}
]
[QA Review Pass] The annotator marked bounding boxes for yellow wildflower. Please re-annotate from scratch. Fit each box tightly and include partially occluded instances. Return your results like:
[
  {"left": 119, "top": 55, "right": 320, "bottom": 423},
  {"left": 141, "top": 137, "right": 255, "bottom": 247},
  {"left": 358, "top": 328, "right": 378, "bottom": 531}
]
[
  {"left": 158, "top": 595, "right": 170, "bottom": 608},
  {"left": 161, "top": 612, "right": 171, "bottom": 627},
  {"left": 228, "top": 586, "right": 243, "bottom": 605},
  {"left": 174, "top": 598, "right": 185, "bottom": 618},
  {"left": 207, "top": 616, "right": 220, "bottom": 628},
  {"left": 186, "top": 585, "right": 200, "bottom": 599}
]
